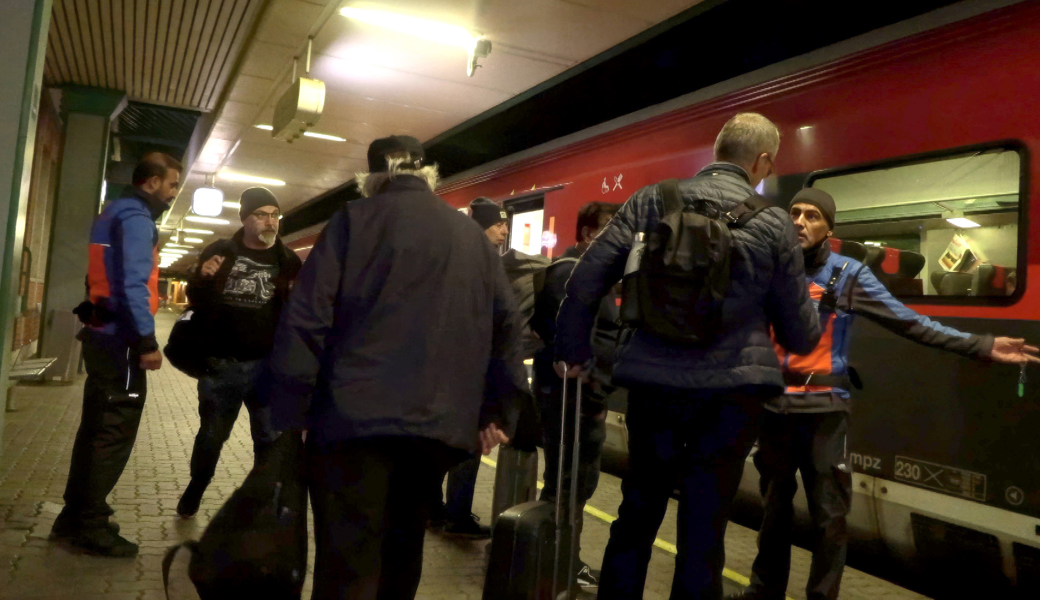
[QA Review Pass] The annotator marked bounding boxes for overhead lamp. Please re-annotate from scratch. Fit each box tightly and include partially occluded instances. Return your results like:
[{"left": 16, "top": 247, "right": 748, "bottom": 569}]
[
  {"left": 218, "top": 170, "right": 286, "bottom": 186},
  {"left": 183, "top": 237, "right": 204, "bottom": 244},
  {"left": 162, "top": 248, "right": 189, "bottom": 254},
  {"left": 255, "top": 124, "right": 347, "bottom": 142},
  {"left": 943, "top": 210, "right": 981, "bottom": 228},
  {"left": 223, "top": 201, "right": 241, "bottom": 209},
  {"left": 185, "top": 216, "right": 232, "bottom": 225},
  {"left": 181, "top": 228, "right": 214, "bottom": 235},
  {"left": 192, "top": 174, "right": 225, "bottom": 217},
  {"left": 165, "top": 243, "right": 193, "bottom": 248},
  {"left": 339, "top": 7, "right": 491, "bottom": 77}
]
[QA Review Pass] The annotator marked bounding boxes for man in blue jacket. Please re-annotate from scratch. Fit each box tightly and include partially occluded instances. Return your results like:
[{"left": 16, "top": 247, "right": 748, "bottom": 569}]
[
  {"left": 731, "top": 189, "right": 1039, "bottom": 600},
  {"left": 50, "top": 152, "right": 181, "bottom": 557},
  {"left": 556, "top": 113, "right": 822, "bottom": 599}
]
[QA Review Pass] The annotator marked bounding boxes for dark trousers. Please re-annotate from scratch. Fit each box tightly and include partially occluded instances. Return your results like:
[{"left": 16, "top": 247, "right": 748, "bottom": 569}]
[
  {"left": 598, "top": 387, "right": 768, "bottom": 600},
  {"left": 188, "top": 359, "right": 277, "bottom": 484},
  {"left": 747, "top": 411, "right": 852, "bottom": 600},
  {"left": 308, "top": 436, "right": 460, "bottom": 600},
  {"left": 432, "top": 455, "right": 481, "bottom": 521},
  {"left": 59, "top": 332, "right": 147, "bottom": 527}
]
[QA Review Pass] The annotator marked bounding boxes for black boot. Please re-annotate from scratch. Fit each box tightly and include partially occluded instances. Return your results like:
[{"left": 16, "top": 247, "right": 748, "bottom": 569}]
[{"left": 177, "top": 480, "right": 208, "bottom": 518}]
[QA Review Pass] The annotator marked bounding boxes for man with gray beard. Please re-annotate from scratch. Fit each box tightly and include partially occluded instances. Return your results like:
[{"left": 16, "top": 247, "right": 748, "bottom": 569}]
[{"left": 176, "top": 187, "right": 302, "bottom": 517}]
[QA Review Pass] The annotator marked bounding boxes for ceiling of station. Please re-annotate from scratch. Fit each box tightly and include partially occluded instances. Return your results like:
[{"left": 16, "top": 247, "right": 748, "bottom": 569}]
[
  {"left": 159, "top": 0, "right": 704, "bottom": 269},
  {"left": 43, "top": 0, "right": 265, "bottom": 112}
]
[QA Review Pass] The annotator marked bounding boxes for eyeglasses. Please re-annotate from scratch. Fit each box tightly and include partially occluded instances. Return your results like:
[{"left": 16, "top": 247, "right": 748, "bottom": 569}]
[{"left": 252, "top": 211, "right": 280, "bottom": 221}]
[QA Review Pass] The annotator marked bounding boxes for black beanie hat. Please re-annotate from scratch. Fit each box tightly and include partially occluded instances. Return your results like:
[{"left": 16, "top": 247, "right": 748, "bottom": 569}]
[
  {"left": 790, "top": 188, "right": 836, "bottom": 229},
  {"left": 367, "top": 135, "right": 425, "bottom": 172},
  {"left": 470, "top": 197, "right": 507, "bottom": 230},
  {"left": 240, "top": 187, "right": 280, "bottom": 220}
]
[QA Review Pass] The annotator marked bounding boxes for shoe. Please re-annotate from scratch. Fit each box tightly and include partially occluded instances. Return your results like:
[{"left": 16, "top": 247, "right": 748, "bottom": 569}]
[
  {"left": 60, "top": 525, "right": 138, "bottom": 558},
  {"left": 575, "top": 562, "right": 600, "bottom": 589},
  {"left": 428, "top": 503, "right": 448, "bottom": 530},
  {"left": 50, "top": 517, "right": 119, "bottom": 540},
  {"left": 177, "top": 480, "right": 207, "bottom": 518},
  {"left": 441, "top": 513, "right": 491, "bottom": 539}
]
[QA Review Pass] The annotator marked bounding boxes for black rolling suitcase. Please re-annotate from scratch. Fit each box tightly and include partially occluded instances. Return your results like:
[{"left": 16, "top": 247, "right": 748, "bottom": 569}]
[{"left": 484, "top": 369, "right": 584, "bottom": 600}]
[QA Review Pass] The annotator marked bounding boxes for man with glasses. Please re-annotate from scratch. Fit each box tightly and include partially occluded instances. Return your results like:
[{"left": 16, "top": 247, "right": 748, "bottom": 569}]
[{"left": 176, "top": 187, "right": 302, "bottom": 517}]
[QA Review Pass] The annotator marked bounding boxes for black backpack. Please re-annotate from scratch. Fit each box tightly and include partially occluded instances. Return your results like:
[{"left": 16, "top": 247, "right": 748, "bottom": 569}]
[{"left": 620, "top": 178, "right": 769, "bottom": 345}]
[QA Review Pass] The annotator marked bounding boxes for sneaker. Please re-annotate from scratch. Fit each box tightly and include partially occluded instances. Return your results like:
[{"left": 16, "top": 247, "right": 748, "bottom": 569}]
[
  {"left": 177, "top": 480, "right": 207, "bottom": 518},
  {"left": 575, "top": 562, "right": 600, "bottom": 589},
  {"left": 441, "top": 513, "right": 491, "bottom": 539},
  {"left": 62, "top": 526, "right": 138, "bottom": 558}
]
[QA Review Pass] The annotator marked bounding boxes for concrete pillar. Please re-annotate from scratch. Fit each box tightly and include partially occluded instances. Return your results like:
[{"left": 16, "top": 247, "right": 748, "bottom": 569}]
[
  {"left": 0, "top": 0, "right": 52, "bottom": 433},
  {"left": 38, "top": 88, "right": 126, "bottom": 356}
]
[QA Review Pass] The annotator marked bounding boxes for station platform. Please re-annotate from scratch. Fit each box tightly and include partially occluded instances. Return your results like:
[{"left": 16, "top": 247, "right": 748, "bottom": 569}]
[{"left": 0, "top": 311, "right": 928, "bottom": 600}]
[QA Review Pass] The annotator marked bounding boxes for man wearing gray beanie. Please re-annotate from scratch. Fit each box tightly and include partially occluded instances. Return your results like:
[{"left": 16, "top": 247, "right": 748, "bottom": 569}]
[
  {"left": 175, "top": 186, "right": 302, "bottom": 517},
  {"left": 733, "top": 188, "right": 1037, "bottom": 600}
]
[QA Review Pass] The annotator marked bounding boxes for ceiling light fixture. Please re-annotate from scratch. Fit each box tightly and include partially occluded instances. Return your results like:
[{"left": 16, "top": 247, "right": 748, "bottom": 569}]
[
  {"left": 339, "top": 7, "right": 490, "bottom": 76},
  {"left": 185, "top": 216, "right": 232, "bottom": 225},
  {"left": 943, "top": 210, "right": 981, "bottom": 228},
  {"left": 161, "top": 248, "right": 189, "bottom": 254},
  {"left": 218, "top": 170, "right": 286, "bottom": 186},
  {"left": 223, "top": 201, "right": 242, "bottom": 209},
  {"left": 181, "top": 229, "right": 214, "bottom": 235},
  {"left": 255, "top": 124, "right": 346, "bottom": 142},
  {"left": 183, "top": 237, "right": 204, "bottom": 244}
]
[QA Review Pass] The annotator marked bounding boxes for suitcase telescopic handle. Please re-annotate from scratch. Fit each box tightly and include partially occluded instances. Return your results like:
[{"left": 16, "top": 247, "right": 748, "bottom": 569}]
[{"left": 553, "top": 362, "right": 583, "bottom": 599}]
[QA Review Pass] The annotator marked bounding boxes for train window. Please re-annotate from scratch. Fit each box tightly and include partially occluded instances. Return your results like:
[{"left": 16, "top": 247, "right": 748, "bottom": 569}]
[{"left": 806, "top": 142, "right": 1026, "bottom": 303}]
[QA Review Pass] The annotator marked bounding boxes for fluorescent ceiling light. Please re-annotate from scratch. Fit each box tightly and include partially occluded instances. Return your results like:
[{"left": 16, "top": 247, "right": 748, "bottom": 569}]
[
  {"left": 942, "top": 210, "right": 981, "bottom": 229},
  {"left": 185, "top": 216, "right": 232, "bottom": 225},
  {"left": 162, "top": 248, "right": 189, "bottom": 254},
  {"left": 223, "top": 201, "right": 241, "bottom": 209},
  {"left": 340, "top": 7, "right": 480, "bottom": 52},
  {"left": 303, "top": 131, "right": 348, "bottom": 142},
  {"left": 165, "top": 243, "right": 193, "bottom": 248},
  {"left": 181, "top": 228, "right": 214, "bottom": 235},
  {"left": 255, "top": 124, "right": 346, "bottom": 142},
  {"left": 183, "top": 237, "right": 204, "bottom": 244},
  {"left": 218, "top": 170, "right": 286, "bottom": 186},
  {"left": 946, "top": 217, "right": 981, "bottom": 228}
]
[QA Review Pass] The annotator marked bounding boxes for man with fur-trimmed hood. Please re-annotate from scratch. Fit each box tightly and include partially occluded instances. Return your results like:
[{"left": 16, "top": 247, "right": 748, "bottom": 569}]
[{"left": 257, "top": 135, "right": 525, "bottom": 598}]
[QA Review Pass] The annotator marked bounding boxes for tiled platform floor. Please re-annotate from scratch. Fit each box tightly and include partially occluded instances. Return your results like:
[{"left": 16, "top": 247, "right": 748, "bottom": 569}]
[{"left": 0, "top": 310, "right": 926, "bottom": 599}]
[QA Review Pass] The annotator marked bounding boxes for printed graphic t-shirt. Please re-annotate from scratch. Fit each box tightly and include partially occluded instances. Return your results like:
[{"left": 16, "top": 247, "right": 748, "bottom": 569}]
[{"left": 215, "top": 241, "right": 281, "bottom": 361}]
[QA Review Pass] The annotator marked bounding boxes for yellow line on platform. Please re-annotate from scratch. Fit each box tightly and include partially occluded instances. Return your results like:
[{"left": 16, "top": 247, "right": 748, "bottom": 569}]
[{"left": 480, "top": 454, "right": 786, "bottom": 597}]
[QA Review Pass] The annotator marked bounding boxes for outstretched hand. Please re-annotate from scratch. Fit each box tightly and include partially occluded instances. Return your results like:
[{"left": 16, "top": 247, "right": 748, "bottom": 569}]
[
  {"left": 480, "top": 423, "right": 510, "bottom": 456},
  {"left": 988, "top": 337, "right": 1040, "bottom": 365}
]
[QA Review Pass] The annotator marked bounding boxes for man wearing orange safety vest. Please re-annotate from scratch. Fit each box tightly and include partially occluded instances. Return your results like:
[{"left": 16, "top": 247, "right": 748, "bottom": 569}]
[
  {"left": 50, "top": 152, "right": 181, "bottom": 558},
  {"left": 730, "top": 188, "right": 1040, "bottom": 600}
]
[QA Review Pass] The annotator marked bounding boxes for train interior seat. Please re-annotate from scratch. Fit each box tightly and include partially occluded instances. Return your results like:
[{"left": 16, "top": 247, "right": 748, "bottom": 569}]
[
  {"left": 863, "top": 245, "right": 926, "bottom": 296},
  {"left": 931, "top": 271, "right": 973, "bottom": 295},
  {"left": 971, "top": 264, "right": 1015, "bottom": 296},
  {"left": 828, "top": 238, "right": 868, "bottom": 262}
]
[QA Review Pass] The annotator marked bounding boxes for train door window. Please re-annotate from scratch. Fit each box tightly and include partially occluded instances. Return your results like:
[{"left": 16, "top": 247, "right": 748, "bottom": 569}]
[
  {"left": 505, "top": 196, "right": 545, "bottom": 256},
  {"left": 806, "top": 142, "right": 1026, "bottom": 303}
]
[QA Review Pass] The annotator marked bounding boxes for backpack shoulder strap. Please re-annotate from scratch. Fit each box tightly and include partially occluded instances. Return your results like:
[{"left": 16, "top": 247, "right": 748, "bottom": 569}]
[
  {"left": 726, "top": 193, "right": 772, "bottom": 227},
  {"left": 658, "top": 179, "right": 684, "bottom": 216},
  {"left": 536, "top": 257, "right": 579, "bottom": 295}
]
